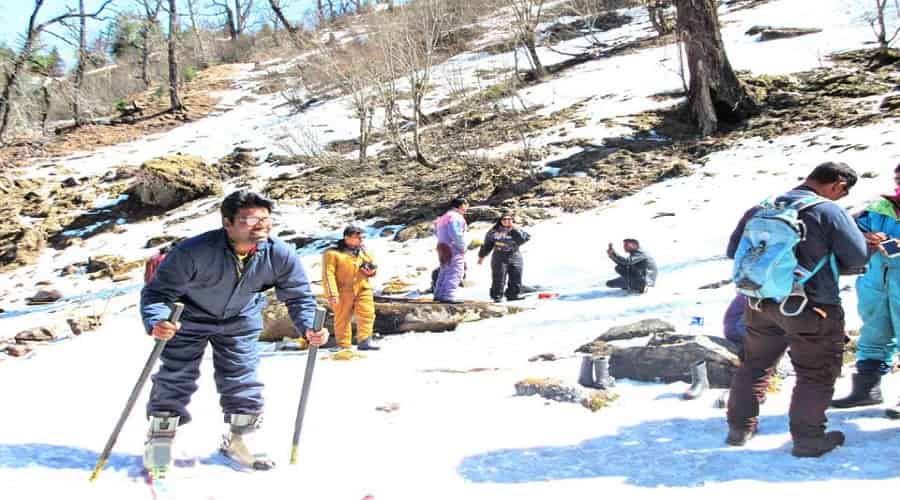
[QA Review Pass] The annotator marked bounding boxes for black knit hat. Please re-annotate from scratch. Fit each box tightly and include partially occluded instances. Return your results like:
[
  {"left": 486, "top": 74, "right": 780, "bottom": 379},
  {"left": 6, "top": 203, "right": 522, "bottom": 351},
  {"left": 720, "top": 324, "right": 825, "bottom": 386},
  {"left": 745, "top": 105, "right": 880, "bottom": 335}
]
[{"left": 343, "top": 225, "right": 364, "bottom": 236}]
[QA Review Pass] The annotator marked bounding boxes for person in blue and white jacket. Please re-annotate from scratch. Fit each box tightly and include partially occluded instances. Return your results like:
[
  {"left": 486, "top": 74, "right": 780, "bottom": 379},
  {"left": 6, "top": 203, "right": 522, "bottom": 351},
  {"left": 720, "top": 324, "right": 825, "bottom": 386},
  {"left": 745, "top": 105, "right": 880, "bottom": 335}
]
[{"left": 140, "top": 190, "right": 328, "bottom": 473}]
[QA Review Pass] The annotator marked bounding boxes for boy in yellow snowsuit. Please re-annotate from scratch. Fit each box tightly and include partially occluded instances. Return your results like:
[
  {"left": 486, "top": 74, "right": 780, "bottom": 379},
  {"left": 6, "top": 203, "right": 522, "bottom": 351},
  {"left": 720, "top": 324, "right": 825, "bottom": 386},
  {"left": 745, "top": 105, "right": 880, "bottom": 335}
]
[{"left": 322, "top": 225, "right": 380, "bottom": 350}]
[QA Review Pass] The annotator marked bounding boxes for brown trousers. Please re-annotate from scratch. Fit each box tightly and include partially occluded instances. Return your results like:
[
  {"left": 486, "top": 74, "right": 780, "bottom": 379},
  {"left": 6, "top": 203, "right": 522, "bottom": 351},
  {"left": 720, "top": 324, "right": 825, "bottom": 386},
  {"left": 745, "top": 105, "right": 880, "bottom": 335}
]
[{"left": 727, "top": 300, "right": 845, "bottom": 439}]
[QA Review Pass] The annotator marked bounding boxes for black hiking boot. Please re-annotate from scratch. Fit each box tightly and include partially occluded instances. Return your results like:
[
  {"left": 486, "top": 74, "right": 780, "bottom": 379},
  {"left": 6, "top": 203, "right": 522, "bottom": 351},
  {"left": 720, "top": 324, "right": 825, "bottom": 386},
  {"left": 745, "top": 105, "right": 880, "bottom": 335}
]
[
  {"left": 725, "top": 427, "right": 756, "bottom": 446},
  {"left": 683, "top": 360, "right": 709, "bottom": 400},
  {"left": 830, "top": 372, "right": 882, "bottom": 408},
  {"left": 791, "top": 431, "right": 845, "bottom": 458},
  {"left": 357, "top": 338, "right": 380, "bottom": 351}
]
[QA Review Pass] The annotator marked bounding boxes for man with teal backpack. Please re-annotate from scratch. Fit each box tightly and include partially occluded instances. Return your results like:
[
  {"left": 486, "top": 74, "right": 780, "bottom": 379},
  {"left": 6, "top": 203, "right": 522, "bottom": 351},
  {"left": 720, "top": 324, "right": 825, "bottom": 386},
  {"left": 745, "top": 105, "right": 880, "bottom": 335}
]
[{"left": 725, "top": 162, "right": 867, "bottom": 458}]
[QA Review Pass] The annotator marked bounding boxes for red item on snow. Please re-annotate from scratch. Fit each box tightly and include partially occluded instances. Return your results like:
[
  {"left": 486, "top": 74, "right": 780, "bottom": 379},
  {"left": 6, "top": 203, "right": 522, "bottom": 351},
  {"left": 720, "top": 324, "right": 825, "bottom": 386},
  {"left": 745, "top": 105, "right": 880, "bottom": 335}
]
[{"left": 537, "top": 292, "right": 559, "bottom": 299}]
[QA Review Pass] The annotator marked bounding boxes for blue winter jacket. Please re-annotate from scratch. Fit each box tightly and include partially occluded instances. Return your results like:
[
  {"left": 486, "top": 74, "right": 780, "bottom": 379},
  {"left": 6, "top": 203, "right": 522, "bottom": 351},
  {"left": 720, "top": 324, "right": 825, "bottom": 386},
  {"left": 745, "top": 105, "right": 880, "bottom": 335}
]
[
  {"left": 141, "top": 228, "right": 317, "bottom": 334},
  {"left": 856, "top": 198, "right": 900, "bottom": 300}
]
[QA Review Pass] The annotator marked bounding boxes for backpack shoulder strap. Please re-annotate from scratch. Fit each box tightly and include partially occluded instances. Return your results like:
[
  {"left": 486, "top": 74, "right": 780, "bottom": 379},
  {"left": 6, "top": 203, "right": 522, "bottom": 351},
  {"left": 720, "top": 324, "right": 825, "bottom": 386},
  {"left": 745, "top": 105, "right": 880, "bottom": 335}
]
[{"left": 788, "top": 195, "right": 828, "bottom": 212}]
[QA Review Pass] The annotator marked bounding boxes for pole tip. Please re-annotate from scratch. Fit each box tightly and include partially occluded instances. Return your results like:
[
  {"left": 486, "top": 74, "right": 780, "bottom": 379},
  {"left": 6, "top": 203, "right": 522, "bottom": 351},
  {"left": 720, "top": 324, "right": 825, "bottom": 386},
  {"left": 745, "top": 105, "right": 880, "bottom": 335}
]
[{"left": 290, "top": 446, "right": 298, "bottom": 465}]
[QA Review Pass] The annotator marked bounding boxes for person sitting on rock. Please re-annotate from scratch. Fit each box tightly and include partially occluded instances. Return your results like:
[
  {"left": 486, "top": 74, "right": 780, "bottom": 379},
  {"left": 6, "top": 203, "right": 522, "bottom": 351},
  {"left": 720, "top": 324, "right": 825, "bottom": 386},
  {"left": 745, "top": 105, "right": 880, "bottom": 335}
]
[
  {"left": 606, "top": 238, "right": 657, "bottom": 293},
  {"left": 322, "top": 225, "right": 380, "bottom": 351},
  {"left": 478, "top": 212, "right": 530, "bottom": 302}
]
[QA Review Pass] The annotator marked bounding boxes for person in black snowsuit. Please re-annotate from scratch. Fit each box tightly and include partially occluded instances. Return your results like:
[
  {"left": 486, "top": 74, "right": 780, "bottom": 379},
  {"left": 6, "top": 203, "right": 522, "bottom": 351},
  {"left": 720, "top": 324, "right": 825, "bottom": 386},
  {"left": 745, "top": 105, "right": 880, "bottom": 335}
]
[
  {"left": 477, "top": 213, "right": 530, "bottom": 302},
  {"left": 606, "top": 238, "right": 657, "bottom": 293}
]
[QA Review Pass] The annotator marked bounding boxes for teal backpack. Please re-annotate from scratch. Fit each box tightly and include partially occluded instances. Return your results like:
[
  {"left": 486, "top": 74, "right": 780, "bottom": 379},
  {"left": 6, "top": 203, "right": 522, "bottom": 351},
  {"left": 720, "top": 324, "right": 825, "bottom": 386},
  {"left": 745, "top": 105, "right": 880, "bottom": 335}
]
[{"left": 732, "top": 195, "right": 834, "bottom": 316}]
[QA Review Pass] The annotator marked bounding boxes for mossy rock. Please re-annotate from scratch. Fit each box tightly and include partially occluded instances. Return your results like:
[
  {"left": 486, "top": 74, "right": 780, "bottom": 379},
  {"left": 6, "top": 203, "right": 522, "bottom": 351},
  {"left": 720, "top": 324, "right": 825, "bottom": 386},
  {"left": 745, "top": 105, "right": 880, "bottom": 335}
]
[{"left": 580, "top": 390, "right": 619, "bottom": 412}]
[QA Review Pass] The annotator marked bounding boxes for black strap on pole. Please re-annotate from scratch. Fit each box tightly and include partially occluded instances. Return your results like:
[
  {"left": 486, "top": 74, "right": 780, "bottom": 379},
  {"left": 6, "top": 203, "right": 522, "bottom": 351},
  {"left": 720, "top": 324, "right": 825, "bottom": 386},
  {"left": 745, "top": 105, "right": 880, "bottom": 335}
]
[
  {"left": 89, "top": 302, "right": 184, "bottom": 482},
  {"left": 290, "top": 307, "right": 327, "bottom": 465}
]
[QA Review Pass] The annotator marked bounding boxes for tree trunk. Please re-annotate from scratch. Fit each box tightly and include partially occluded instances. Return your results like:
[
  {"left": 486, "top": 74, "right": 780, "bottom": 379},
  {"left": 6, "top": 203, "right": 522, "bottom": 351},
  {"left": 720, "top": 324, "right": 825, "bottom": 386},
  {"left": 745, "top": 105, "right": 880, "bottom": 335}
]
[
  {"left": 40, "top": 82, "right": 51, "bottom": 134},
  {"left": 73, "top": 0, "right": 87, "bottom": 126},
  {"left": 411, "top": 89, "right": 430, "bottom": 167},
  {"left": 523, "top": 35, "right": 546, "bottom": 79},
  {"left": 186, "top": 0, "right": 207, "bottom": 66},
  {"left": 168, "top": 0, "right": 184, "bottom": 112},
  {"left": 224, "top": 5, "right": 237, "bottom": 40},
  {"left": 358, "top": 102, "right": 370, "bottom": 166},
  {"left": 268, "top": 0, "right": 302, "bottom": 49},
  {"left": 675, "top": 0, "right": 757, "bottom": 136},
  {"left": 0, "top": 39, "right": 34, "bottom": 143},
  {"left": 141, "top": 24, "right": 152, "bottom": 87},
  {"left": 648, "top": 5, "right": 673, "bottom": 36}
]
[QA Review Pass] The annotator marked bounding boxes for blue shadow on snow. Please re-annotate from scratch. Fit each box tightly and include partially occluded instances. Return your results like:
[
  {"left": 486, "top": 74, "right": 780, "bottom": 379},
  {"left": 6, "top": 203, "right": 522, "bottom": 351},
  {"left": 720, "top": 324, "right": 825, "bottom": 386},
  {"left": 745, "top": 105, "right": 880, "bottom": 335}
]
[{"left": 458, "top": 409, "right": 900, "bottom": 487}]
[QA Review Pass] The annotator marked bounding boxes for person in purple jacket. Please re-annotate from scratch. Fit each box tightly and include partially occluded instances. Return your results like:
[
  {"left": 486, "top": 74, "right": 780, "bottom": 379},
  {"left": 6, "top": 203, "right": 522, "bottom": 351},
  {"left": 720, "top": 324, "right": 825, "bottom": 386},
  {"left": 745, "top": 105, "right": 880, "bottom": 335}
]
[{"left": 433, "top": 197, "right": 469, "bottom": 303}]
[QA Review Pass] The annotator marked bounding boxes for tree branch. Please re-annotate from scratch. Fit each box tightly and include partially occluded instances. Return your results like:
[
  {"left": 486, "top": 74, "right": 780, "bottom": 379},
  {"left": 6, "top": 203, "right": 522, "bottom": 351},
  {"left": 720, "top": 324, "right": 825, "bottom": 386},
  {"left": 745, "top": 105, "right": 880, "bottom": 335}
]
[{"left": 34, "top": 0, "right": 115, "bottom": 34}]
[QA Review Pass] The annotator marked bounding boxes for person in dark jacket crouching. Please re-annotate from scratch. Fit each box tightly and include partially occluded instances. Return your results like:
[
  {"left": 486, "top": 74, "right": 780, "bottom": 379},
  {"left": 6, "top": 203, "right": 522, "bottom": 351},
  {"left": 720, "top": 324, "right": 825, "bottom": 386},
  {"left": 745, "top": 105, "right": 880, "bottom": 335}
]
[
  {"left": 140, "top": 190, "right": 329, "bottom": 474},
  {"left": 606, "top": 238, "right": 657, "bottom": 293},
  {"left": 478, "top": 213, "right": 530, "bottom": 302}
]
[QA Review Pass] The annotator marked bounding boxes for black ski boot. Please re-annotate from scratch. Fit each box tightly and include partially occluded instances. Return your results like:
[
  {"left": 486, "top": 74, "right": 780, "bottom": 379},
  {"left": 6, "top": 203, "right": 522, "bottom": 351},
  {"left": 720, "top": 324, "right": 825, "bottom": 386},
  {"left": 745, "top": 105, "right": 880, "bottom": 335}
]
[
  {"left": 886, "top": 402, "right": 900, "bottom": 419},
  {"left": 830, "top": 372, "right": 882, "bottom": 408},
  {"left": 683, "top": 360, "right": 709, "bottom": 400},
  {"left": 358, "top": 338, "right": 380, "bottom": 351}
]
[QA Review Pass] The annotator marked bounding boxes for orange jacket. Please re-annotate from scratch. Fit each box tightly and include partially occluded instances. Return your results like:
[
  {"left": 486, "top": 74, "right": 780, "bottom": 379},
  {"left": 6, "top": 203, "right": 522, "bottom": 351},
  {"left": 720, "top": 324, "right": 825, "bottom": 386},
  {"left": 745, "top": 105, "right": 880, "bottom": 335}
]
[{"left": 322, "top": 245, "right": 376, "bottom": 297}]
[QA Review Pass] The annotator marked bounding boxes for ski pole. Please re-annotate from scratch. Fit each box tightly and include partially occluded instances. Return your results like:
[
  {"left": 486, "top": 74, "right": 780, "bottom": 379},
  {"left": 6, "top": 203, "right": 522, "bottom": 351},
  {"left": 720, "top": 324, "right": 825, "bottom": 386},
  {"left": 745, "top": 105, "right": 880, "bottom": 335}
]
[
  {"left": 89, "top": 302, "right": 184, "bottom": 482},
  {"left": 290, "top": 307, "right": 327, "bottom": 465}
]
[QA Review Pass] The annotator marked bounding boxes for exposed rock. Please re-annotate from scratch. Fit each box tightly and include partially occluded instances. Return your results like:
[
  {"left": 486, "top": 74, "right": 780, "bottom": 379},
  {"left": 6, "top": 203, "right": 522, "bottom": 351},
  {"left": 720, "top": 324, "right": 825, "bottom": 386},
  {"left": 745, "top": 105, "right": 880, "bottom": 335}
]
[
  {"left": 121, "top": 154, "right": 222, "bottom": 218},
  {"left": 86, "top": 255, "right": 124, "bottom": 273},
  {"left": 380, "top": 277, "right": 418, "bottom": 295},
  {"left": 145, "top": 235, "right": 182, "bottom": 248},
  {"left": 528, "top": 353, "right": 559, "bottom": 362},
  {"left": 61, "top": 177, "right": 80, "bottom": 187},
  {"left": 881, "top": 94, "right": 900, "bottom": 112},
  {"left": 581, "top": 390, "right": 619, "bottom": 412},
  {"left": 514, "top": 377, "right": 582, "bottom": 402},
  {"left": 260, "top": 295, "right": 525, "bottom": 341},
  {"left": 745, "top": 26, "right": 822, "bottom": 41},
  {"left": 608, "top": 333, "right": 740, "bottom": 388},
  {"left": 394, "top": 222, "right": 434, "bottom": 242},
  {"left": 0, "top": 226, "right": 46, "bottom": 268},
  {"left": 6, "top": 344, "right": 32, "bottom": 357},
  {"left": 577, "top": 319, "right": 676, "bottom": 351},
  {"left": 15, "top": 326, "right": 56, "bottom": 342},
  {"left": 67, "top": 315, "right": 102, "bottom": 336},
  {"left": 26, "top": 289, "right": 63, "bottom": 305},
  {"left": 215, "top": 147, "right": 260, "bottom": 179}
]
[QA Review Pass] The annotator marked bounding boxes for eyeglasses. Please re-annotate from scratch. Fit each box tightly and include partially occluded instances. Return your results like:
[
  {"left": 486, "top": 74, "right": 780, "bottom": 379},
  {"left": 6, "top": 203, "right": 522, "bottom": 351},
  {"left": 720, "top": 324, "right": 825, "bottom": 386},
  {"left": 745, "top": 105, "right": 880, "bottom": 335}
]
[
  {"left": 236, "top": 216, "right": 272, "bottom": 226},
  {"left": 501, "top": 217, "right": 513, "bottom": 221}
]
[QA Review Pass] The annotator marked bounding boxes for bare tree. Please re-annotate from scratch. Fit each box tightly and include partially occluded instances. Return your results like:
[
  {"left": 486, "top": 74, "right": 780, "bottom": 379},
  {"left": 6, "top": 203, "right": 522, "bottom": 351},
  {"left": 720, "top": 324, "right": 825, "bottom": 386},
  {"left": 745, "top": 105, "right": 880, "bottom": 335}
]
[
  {"left": 645, "top": 0, "right": 674, "bottom": 35},
  {"left": 674, "top": 0, "right": 757, "bottom": 136},
  {"left": 166, "top": 0, "right": 184, "bottom": 111},
  {"left": 868, "top": 0, "right": 900, "bottom": 53},
  {"left": 267, "top": 0, "right": 304, "bottom": 49},
  {"left": 138, "top": 0, "right": 164, "bottom": 88},
  {"left": 185, "top": 0, "right": 208, "bottom": 66},
  {"left": 212, "top": 0, "right": 256, "bottom": 40},
  {"left": 508, "top": 0, "right": 547, "bottom": 80},
  {"left": 393, "top": 0, "right": 448, "bottom": 166},
  {"left": 315, "top": 41, "right": 379, "bottom": 166},
  {"left": 0, "top": 0, "right": 114, "bottom": 143},
  {"left": 72, "top": 0, "right": 88, "bottom": 126},
  {"left": 369, "top": 14, "right": 409, "bottom": 157}
]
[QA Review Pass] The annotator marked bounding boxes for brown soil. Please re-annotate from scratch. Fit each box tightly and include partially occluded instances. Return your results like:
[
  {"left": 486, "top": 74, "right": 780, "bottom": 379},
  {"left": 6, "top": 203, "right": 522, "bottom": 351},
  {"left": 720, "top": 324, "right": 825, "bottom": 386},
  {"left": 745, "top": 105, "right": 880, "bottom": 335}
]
[{"left": 0, "top": 64, "right": 241, "bottom": 172}]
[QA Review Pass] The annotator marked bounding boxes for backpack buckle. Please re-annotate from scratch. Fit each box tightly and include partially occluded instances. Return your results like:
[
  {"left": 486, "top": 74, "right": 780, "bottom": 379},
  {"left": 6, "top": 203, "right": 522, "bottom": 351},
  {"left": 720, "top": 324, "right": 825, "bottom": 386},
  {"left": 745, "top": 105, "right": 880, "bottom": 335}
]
[{"left": 779, "top": 282, "right": 809, "bottom": 317}]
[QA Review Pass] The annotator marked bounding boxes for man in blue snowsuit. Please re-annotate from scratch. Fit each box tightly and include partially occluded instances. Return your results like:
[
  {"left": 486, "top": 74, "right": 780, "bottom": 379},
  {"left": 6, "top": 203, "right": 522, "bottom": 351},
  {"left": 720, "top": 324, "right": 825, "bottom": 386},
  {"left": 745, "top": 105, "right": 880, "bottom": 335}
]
[
  {"left": 832, "top": 164, "right": 900, "bottom": 416},
  {"left": 141, "top": 190, "right": 328, "bottom": 474}
]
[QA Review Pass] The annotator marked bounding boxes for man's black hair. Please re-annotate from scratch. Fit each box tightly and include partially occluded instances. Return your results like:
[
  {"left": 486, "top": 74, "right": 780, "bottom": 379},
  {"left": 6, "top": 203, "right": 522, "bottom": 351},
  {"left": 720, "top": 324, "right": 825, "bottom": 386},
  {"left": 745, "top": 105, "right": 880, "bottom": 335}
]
[
  {"left": 894, "top": 162, "right": 900, "bottom": 174},
  {"left": 221, "top": 190, "right": 274, "bottom": 222},
  {"left": 807, "top": 161, "right": 858, "bottom": 189},
  {"left": 450, "top": 197, "right": 468, "bottom": 209},
  {"left": 623, "top": 238, "right": 640, "bottom": 246}
]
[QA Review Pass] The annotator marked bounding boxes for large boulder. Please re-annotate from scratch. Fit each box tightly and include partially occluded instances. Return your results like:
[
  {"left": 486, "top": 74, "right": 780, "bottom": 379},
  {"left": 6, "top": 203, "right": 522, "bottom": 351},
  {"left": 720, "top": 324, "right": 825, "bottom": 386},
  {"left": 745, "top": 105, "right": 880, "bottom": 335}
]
[
  {"left": 123, "top": 154, "right": 222, "bottom": 217},
  {"left": 608, "top": 333, "right": 740, "bottom": 388},
  {"left": 259, "top": 295, "right": 526, "bottom": 341},
  {"left": 576, "top": 319, "right": 675, "bottom": 352},
  {"left": 394, "top": 222, "right": 434, "bottom": 242}
]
